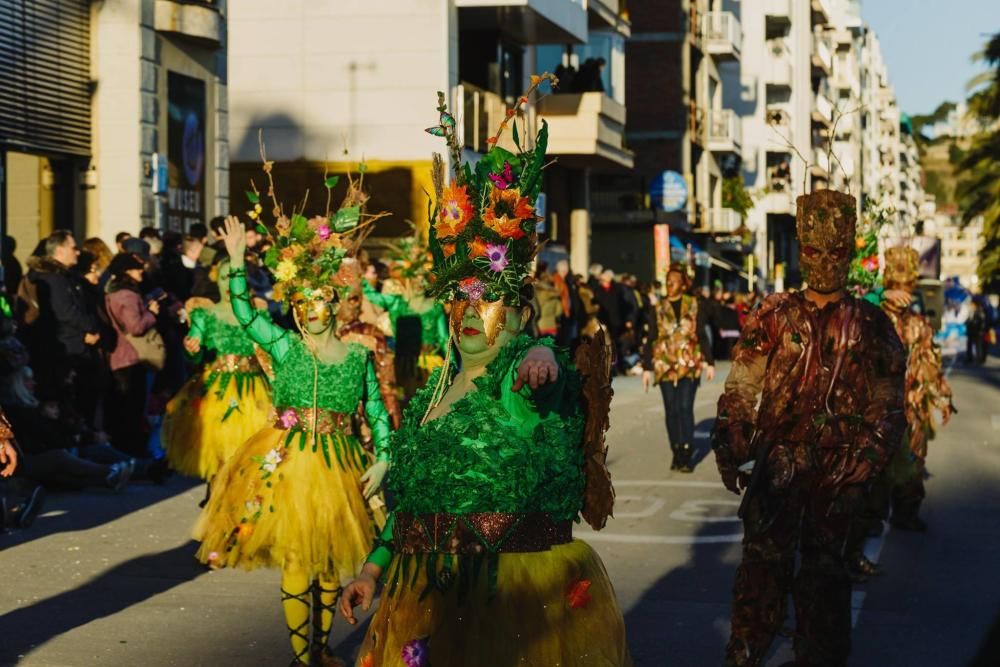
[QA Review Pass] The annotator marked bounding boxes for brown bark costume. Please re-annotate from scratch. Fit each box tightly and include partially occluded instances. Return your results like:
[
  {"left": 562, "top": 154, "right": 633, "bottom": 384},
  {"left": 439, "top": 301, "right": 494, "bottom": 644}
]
[
  {"left": 712, "top": 191, "right": 906, "bottom": 667},
  {"left": 878, "top": 247, "right": 952, "bottom": 524}
]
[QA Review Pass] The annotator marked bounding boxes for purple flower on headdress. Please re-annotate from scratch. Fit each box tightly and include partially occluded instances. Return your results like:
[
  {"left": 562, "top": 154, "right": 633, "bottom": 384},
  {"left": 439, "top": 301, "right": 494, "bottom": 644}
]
[
  {"left": 485, "top": 243, "right": 509, "bottom": 272},
  {"left": 401, "top": 638, "right": 429, "bottom": 667},
  {"left": 459, "top": 277, "right": 486, "bottom": 303},
  {"left": 316, "top": 224, "right": 332, "bottom": 241}
]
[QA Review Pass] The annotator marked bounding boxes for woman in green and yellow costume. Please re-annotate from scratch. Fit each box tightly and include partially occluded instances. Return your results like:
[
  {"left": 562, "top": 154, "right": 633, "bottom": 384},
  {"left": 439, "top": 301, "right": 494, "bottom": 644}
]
[
  {"left": 194, "top": 171, "right": 392, "bottom": 667},
  {"left": 341, "top": 81, "right": 631, "bottom": 667},
  {"left": 162, "top": 259, "right": 272, "bottom": 480}
]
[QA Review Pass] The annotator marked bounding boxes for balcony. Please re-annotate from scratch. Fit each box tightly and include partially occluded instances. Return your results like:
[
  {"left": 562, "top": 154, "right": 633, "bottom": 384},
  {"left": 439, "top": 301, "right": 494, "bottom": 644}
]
[
  {"left": 706, "top": 109, "right": 742, "bottom": 154},
  {"left": 154, "top": 0, "right": 224, "bottom": 45},
  {"left": 811, "top": 0, "right": 832, "bottom": 25},
  {"left": 536, "top": 91, "right": 634, "bottom": 169},
  {"left": 702, "top": 12, "right": 741, "bottom": 61},
  {"left": 811, "top": 33, "right": 833, "bottom": 76},
  {"left": 765, "top": 0, "right": 791, "bottom": 27},
  {"left": 811, "top": 90, "right": 834, "bottom": 127},
  {"left": 763, "top": 190, "right": 795, "bottom": 215},
  {"left": 588, "top": 0, "right": 630, "bottom": 36},
  {"left": 455, "top": 83, "right": 523, "bottom": 154},
  {"left": 456, "top": 0, "right": 587, "bottom": 44},
  {"left": 812, "top": 149, "right": 831, "bottom": 179},
  {"left": 703, "top": 208, "right": 743, "bottom": 233},
  {"left": 766, "top": 44, "right": 793, "bottom": 89}
]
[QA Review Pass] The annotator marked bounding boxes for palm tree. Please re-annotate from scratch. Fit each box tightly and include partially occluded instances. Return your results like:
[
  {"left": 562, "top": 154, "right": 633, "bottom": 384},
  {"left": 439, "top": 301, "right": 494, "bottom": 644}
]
[{"left": 957, "top": 31, "right": 1000, "bottom": 290}]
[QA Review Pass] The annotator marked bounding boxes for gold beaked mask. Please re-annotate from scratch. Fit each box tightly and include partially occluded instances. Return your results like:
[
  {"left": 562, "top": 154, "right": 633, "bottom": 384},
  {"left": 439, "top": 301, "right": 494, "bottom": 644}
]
[
  {"left": 796, "top": 190, "right": 857, "bottom": 294},
  {"left": 884, "top": 246, "right": 919, "bottom": 292},
  {"left": 449, "top": 298, "right": 508, "bottom": 346}
]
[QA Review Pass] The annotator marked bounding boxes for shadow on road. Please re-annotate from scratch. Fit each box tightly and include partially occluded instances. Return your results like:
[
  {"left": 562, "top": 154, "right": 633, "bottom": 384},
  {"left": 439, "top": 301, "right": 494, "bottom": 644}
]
[
  {"left": 0, "top": 540, "right": 208, "bottom": 663},
  {"left": 692, "top": 417, "right": 717, "bottom": 469},
  {"left": 0, "top": 476, "right": 199, "bottom": 551},
  {"left": 623, "top": 517, "right": 740, "bottom": 665}
]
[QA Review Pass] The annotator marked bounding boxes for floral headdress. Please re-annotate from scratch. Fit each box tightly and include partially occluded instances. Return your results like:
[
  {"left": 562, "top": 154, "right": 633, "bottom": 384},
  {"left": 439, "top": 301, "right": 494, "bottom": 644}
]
[
  {"left": 244, "top": 135, "right": 387, "bottom": 305},
  {"left": 384, "top": 223, "right": 433, "bottom": 284},
  {"left": 849, "top": 199, "right": 892, "bottom": 292},
  {"left": 424, "top": 74, "right": 556, "bottom": 342}
]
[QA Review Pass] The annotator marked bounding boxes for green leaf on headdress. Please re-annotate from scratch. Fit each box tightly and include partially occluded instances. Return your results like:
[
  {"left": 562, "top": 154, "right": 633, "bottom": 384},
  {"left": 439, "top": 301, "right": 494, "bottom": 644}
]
[
  {"left": 246, "top": 190, "right": 260, "bottom": 204},
  {"left": 263, "top": 246, "right": 279, "bottom": 270},
  {"left": 512, "top": 119, "right": 520, "bottom": 149},
  {"left": 334, "top": 206, "right": 361, "bottom": 232},
  {"left": 358, "top": 162, "right": 369, "bottom": 174},
  {"left": 291, "top": 214, "right": 310, "bottom": 240},
  {"left": 324, "top": 175, "right": 340, "bottom": 189},
  {"left": 256, "top": 225, "right": 268, "bottom": 235},
  {"left": 519, "top": 120, "right": 548, "bottom": 199}
]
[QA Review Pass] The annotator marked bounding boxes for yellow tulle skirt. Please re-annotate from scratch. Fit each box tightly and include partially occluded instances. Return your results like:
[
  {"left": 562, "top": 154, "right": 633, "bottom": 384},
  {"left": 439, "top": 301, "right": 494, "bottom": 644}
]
[
  {"left": 162, "top": 369, "right": 272, "bottom": 480},
  {"left": 355, "top": 540, "right": 632, "bottom": 667},
  {"left": 193, "top": 426, "right": 385, "bottom": 582}
]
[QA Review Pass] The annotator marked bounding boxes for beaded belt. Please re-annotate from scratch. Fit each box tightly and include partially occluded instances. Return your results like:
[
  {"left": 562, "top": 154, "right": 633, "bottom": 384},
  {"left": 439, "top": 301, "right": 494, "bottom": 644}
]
[
  {"left": 271, "top": 406, "right": 353, "bottom": 435},
  {"left": 210, "top": 354, "right": 261, "bottom": 374},
  {"left": 393, "top": 512, "right": 572, "bottom": 555}
]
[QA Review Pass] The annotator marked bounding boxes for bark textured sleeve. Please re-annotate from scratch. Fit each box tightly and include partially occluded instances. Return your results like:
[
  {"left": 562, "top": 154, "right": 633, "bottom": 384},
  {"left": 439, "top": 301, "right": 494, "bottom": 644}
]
[{"left": 712, "top": 301, "right": 773, "bottom": 474}]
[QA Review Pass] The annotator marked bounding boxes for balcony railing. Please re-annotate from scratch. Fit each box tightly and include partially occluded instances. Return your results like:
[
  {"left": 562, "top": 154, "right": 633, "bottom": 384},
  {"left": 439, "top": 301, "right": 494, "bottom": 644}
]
[
  {"left": 704, "top": 208, "right": 743, "bottom": 233},
  {"left": 766, "top": 42, "right": 793, "bottom": 88},
  {"left": 536, "top": 91, "right": 633, "bottom": 169},
  {"left": 812, "top": 32, "right": 833, "bottom": 75},
  {"left": 455, "top": 82, "right": 526, "bottom": 155},
  {"left": 706, "top": 109, "right": 742, "bottom": 153},
  {"left": 812, "top": 91, "right": 834, "bottom": 126},
  {"left": 702, "top": 12, "right": 741, "bottom": 61}
]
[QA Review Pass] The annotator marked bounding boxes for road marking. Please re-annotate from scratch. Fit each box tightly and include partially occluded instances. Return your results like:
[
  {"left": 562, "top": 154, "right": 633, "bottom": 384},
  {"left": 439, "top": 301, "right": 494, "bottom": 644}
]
[
  {"left": 668, "top": 499, "right": 741, "bottom": 523},
  {"left": 614, "top": 496, "right": 667, "bottom": 518},
  {"left": 615, "top": 480, "right": 724, "bottom": 489},
  {"left": 580, "top": 531, "right": 742, "bottom": 545},
  {"left": 991, "top": 415, "right": 1000, "bottom": 431}
]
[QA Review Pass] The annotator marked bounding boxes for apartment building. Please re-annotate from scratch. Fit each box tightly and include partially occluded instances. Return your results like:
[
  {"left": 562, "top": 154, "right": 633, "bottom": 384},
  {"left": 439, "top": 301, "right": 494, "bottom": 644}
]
[
  {"left": 227, "top": 0, "right": 631, "bottom": 268},
  {"left": 1, "top": 0, "right": 229, "bottom": 263},
  {"left": 588, "top": 0, "right": 742, "bottom": 283}
]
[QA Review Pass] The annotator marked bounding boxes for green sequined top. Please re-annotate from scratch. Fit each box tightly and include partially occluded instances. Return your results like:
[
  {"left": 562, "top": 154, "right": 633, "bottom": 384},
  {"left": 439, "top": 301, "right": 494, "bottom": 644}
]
[
  {"left": 363, "top": 282, "right": 449, "bottom": 353},
  {"left": 187, "top": 308, "right": 260, "bottom": 360},
  {"left": 228, "top": 268, "right": 392, "bottom": 461},
  {"left": 368, "top": 334, "right": 585, "bottom": 567}
]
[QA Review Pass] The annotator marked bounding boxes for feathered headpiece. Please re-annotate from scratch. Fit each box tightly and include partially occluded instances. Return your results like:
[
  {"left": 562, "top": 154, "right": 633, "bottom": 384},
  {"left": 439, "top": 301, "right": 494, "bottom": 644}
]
[{"left": 424, "top": 74, "right": 556, "bottom": 342}]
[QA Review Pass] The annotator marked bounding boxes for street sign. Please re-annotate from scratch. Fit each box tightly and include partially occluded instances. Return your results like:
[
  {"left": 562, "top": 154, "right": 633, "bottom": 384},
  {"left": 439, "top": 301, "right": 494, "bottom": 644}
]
[{"left": 649, "top": 170, "right": 687, "bottom": 213}]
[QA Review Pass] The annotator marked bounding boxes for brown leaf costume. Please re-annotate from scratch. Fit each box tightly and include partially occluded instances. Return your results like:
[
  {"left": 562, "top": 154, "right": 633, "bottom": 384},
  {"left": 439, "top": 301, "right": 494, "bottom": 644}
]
[{"left": 712, "top": 191, "right": 906, "bottom": 667}]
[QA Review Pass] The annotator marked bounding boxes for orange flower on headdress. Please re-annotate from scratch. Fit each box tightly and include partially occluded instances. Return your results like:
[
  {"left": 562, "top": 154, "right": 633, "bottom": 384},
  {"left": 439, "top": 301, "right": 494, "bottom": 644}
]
[
  {"left": 469, "top": 236, "right": 489, "bottom": 257},
  {"left": 483, "top": 188, "right": 534, "bottom": 240},
  {"left": 441, "top": 243, "right": 456, "bottom": 258},
  {"left": 436, "top": 183, "right": 474, "bottom": 239}
]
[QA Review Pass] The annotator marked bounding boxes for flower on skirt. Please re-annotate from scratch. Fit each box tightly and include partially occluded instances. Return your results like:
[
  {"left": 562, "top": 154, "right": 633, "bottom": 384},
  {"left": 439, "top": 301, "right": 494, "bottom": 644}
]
[
  {"left": 566, "top": 578, "right": 592, "bottom": 609},
  {"left": 279, "top": 409, "right": 299, "bottom": 429},
  {"left": 262, "top": 448, "right": 283, "bottom": 474},
  {"left": 401, "top": 637, "right": 429, "bottom": 667}
]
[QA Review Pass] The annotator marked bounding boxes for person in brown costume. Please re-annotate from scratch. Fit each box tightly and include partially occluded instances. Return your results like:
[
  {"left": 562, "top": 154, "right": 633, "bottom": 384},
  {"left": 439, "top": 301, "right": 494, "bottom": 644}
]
[{"left": 712, "top": 190, "right": 907, "bottom": 667}]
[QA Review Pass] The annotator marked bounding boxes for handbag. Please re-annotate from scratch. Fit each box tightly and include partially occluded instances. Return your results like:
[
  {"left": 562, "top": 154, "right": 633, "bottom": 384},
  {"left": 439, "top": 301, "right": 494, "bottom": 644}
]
[{"left": 107, "top": 295, "right": 166, "bottom": 370}]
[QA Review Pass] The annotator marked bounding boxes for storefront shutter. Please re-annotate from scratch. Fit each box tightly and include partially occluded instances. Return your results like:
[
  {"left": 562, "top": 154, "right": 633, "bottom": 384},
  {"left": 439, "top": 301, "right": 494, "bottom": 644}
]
[{"left": 0, "top": 0, "right": 91, "bottom": 157}]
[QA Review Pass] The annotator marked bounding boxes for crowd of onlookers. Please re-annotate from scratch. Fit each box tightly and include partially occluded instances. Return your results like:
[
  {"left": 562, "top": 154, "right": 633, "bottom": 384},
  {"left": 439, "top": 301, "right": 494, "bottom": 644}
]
[
  {"left": 527, "top": 260, "right": 764, "bottom": 375},
  {"left": 0, "top": 218, "right": 280, "bottom": 533}
]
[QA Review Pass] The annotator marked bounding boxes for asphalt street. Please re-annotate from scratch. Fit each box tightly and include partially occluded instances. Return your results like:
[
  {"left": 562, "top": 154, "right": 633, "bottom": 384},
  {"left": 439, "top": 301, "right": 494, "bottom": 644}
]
[{"left": 2, "top": 355, "right": 999, "bottom": 666}]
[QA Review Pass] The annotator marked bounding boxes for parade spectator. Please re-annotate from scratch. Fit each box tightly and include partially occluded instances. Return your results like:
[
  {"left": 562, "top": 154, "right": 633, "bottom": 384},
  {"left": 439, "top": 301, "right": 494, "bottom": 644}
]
[
  {"left": 104, "top": 252, "right": 160, "bottom": 456},
  {"left": 24, "top": 231, "right": 102, "bottom": 413},
  {"left": 114, "top": 231, "right": 132, "bottom": 254},
  {"left": 3, "top": 235, "right": 23, "bottom": 297},
  {"left": 533, "top": 263, "right": 562, "bottom": 337},
  {"left": 967, "top": 299, "right": 988, "bottom": 364},
  {"left": 161, "top": 234, "right": 208, "bottom": 301},
  {"left": 552, "top": 259, "right": 581, "bottom": 348}
]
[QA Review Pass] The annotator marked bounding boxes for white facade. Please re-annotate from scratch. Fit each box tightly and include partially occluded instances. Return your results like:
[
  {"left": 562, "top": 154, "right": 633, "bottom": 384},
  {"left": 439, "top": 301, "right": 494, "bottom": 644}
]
[{"left": 724, "top": 0, "right": 927, "bottom": 286}]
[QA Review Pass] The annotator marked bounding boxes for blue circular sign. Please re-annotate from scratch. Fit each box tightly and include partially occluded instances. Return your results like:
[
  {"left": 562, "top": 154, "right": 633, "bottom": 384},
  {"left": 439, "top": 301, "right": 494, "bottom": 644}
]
[{"left": 650, "top": 170, "right": 688, "bottom": 213}]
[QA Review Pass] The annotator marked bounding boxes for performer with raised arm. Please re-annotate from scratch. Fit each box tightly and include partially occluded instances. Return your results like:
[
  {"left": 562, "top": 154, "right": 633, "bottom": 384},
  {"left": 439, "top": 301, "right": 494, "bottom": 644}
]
[{"left": 194, "top": 167, "right": 392, "bottom": 667}]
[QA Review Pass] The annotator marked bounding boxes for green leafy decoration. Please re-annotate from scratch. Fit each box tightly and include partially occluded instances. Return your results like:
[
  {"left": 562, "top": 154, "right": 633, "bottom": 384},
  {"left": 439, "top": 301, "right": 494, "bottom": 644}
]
[
  {"left": 246, "top": 190, "right": 260, "bottom": 204},
  {"left": 324, "top": 175, "right": 340, "bottom": 189},
  {"left": 334, "top": 206, "right": 361, "bottom": 232}
]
